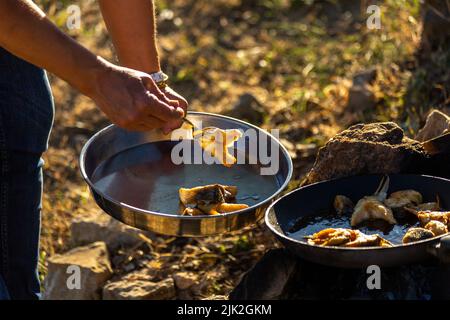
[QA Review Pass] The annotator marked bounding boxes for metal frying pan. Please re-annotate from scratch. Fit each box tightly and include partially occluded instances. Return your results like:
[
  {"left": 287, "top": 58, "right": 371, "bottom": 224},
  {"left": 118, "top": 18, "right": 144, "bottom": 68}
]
[
  {"left": 80, "top": 112, "right": 292, "bottom": 237},
  {"left": 265, "top": 174, "right": 450, "bottom": 268}
]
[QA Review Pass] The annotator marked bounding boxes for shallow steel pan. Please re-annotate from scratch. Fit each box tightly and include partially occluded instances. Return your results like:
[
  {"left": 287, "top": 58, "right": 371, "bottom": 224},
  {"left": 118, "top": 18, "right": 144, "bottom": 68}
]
[{"left": 80, "top": 112, "right": 292, "bottom": 237}]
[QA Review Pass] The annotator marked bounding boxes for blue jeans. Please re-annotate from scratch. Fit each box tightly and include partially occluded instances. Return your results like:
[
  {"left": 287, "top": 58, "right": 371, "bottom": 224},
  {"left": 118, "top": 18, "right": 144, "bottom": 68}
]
[{"left": 0, "top": 47, "right": 54, "bottom": 299}]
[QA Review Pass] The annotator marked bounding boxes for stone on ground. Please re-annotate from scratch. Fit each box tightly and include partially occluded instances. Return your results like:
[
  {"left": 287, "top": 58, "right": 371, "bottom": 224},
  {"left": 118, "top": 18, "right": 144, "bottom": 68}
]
[
  {"left": 172, "top": 272, "right": 198, "bottom": 290},
  {"left": 70, "top": 211, "right": 149, "bottom": 250},
  {"left": 415, "top": 109, "right": 450, "bottom": 142},
  {"left": 103, "top": 278, "right": 175, "bottom": 300},
  {"left": 43, "top": 241, "right": 112, "bottom": 300},
  {"left": 305, "top": 122, "right": 427, "bottom": 184},
  {"left": 225, "top": 93, "right": 266, "bottom": 125},
  {"left": 346, "top": 68, "right": 378, "bottom": 112}
]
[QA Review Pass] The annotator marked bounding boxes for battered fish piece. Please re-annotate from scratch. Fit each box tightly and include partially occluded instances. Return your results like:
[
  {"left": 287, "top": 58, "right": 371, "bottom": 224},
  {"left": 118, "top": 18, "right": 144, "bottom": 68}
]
[
  {"left": 384, "top": 190, "right": 423, "bottom": 209},
  {"left": 417, "top": 211, "right": 450, "bottom": 228},
  {"left": 306, "top": 228, "right": 392, "bottom": 248},
  {"left": 193, "top": 128, "right": 243, "bottom": 167},
  {"left": 404, "top": 208, "right": 450, "bottom": 228},
  {"left": 351, "top": 176, "right": 397, "bottom": 227},
  {"left": 424, "top": 220, "right": 448, "bottom": 236},
  {"left": 179, "top": 184, "right": 248, "bottom": 216},
  {"left": 402, "top": 227, "right": 435, "bottom": 244},
  {"left": 344, "top": 233, "right": 393, "bottom": 248},
  {"left": 306, "top": 228, "right": 356, "bottom": 246},
  {"left": 182, "top": 207, "right": 204, "bottom": 216},
  {"left": 179, "top": 184, "right": 237, "bottom": 206},
  {"left": 216, "top": 203, "right": 249, "bottom": 213}
]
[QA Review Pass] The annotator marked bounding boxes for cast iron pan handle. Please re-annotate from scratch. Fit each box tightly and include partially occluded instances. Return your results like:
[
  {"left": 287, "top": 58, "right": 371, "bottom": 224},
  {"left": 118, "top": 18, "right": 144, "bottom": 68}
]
[{"left": 428, "top": 235, "right": 450, "bottom": 264}]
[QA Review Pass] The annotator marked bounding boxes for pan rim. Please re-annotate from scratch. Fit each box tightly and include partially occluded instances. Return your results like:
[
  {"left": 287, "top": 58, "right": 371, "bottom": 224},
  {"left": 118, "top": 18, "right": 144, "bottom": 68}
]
[
  {"left": 80, "top": 111, "right": 293, "bottom": 221},
  {"left": 264, "top": 173, "right": 450, "bottom": 251}
]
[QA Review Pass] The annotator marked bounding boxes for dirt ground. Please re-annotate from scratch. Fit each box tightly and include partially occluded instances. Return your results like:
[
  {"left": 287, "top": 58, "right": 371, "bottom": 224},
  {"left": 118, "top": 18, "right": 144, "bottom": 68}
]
[{"left": 36, "top": 0, "right": 449, "bottom": 298}]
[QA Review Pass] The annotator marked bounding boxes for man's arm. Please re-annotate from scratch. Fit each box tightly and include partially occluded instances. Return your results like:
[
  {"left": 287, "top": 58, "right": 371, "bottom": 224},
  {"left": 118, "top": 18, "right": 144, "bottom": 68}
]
[
  {"left": 99, "top": 0, "right": 188, "bottom": 130},
  {"left": 0, "top": 0, "right": 183, "bottom": 132},
  {"left": 0, "top": 0, "right": 101, "bottom": 97},
  {"left": 99, "top": 0, "right": 160, "bottom": 74}
]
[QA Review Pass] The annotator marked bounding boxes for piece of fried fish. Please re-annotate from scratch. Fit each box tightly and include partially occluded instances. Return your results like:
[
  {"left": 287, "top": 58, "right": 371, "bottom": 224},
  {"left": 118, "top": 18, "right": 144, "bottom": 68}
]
[
  {"left": 193, "top": 128, "right": 242, "bottom": 167},
  {"left": 305, "top": 228, "right": 392, "bottom": 248},
  {"left": 179, "top": 184, "right": 248, "bottom": 216}
]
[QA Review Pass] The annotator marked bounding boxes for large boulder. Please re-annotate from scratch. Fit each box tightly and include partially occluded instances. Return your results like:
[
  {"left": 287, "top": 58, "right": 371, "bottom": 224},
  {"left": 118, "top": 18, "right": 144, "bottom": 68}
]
[
  {"left": 103, "top": 277, "right": 175, "bottom": 300},
  {"left": 305, "top": 122, "right": 427, "bottom": 184},
  {"left": 43, "top": 241, "right": 112, "bottom": 300},
  {"left": 415, "top": 109, "right": 450, "bottom": 142}
]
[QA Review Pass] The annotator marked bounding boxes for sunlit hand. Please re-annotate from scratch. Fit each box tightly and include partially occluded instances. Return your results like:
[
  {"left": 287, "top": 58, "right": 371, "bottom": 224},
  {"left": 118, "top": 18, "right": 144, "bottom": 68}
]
[
  {"left": 161, "top": 86, "right": 189, "bottom": 132},
  {"left": 90, "top": 61, "right": 184, "bottom": 132}
]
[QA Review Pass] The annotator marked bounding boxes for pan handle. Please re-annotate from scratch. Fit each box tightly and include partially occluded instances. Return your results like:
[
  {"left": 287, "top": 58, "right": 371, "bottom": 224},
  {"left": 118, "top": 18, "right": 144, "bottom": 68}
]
[{"left": 428, "top": 235, "right": 450, "bottom": 264}]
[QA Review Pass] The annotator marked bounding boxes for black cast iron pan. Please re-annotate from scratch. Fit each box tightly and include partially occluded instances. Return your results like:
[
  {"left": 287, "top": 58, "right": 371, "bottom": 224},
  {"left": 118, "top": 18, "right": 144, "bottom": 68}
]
[{"left": 265, "top": 174, "right": 450, "bottom": 268}]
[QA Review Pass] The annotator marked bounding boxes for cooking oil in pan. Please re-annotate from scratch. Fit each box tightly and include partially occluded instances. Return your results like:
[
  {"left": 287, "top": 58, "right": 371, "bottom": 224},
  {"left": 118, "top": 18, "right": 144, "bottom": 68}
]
[{"left": 92, "top": 141, "right": 280, "bottom": 215}]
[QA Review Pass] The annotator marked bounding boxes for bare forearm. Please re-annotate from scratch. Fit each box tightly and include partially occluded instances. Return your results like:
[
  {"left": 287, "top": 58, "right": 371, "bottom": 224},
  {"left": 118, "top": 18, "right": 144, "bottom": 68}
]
[
  {"left": 0, "top": 0, "right": 105, "bottom": 96},
  {"left": 99, "top": 0, "right": 160, "bottom": 74}
]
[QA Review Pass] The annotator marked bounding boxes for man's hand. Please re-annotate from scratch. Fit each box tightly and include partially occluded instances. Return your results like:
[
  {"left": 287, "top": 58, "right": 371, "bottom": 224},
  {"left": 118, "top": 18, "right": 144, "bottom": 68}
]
[
  {"left": 91, "top": 60, "right": 184, "bottom": 132},
  {"left": 99, "top": 0, "right": 190, "bottom": 132},
  {"left": 162, "top": 86, "right": 189, "bottom": 132}
]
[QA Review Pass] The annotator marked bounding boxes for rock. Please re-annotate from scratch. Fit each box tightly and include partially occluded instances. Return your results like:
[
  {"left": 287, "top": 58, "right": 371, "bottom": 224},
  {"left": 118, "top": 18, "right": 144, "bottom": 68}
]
[
  {"left": 305, "top": 122, "right": 427, "bottom": 184},
  {"left": 346, "top": 68, "right": 378, "bottom": 112},
  {"left": 43, "top": 242, "right": 112, "bottom": 300},
  {"left": 70, "top": 212, "right": 149, "bottom": 250},
  {"left": 225, "top": 93, "right": 266, "bottom": 125},
  {"left": 416, "top": 109, "right": 450, "bottom": 142},
  {"left": 230, "top": 249, "right": 298, "bottom": 300},
  {"left": 172, "top": 272, "right": 198, "bottom": 290},
  {"left": 103, "top": 278, "right": 175, "bottom": 300},
  {"left": 352, "top": 68, "right": 377, "bottom": 86},
  {"left": 347, "top": 84, "right": 376, "bottom": 112}
]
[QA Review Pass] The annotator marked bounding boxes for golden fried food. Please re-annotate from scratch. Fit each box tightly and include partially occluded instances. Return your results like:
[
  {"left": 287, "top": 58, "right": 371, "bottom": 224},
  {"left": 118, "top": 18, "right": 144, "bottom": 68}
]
[
  {"left": 424, "top": 220, "right": 448, "bottom": 236},
  {"left": 402, "top": 227, "right": 435, "bottom": 244},
  {"left": 193, "top": 128, "right": 243, "bottom": 167},
  {"left": 179, "top": 184, "right": 237, "bottom": 206},
  {"left": 404, "top": 208, "right": 450, "bottom": 228},
  {"left": 179, "top": 184, "right": 248, "bottom": 216},
  {"left": 181, "top": 207, "right": 204, "bottom": 216},
  {"left": 216, "top": 203, "right": 249, "bottom": 213},
  {"left": 417, "top": 211, "right": 450, "bottom": 227},
  {"left": 306, "top": 228, "right": 392, "bottom": 248}
]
